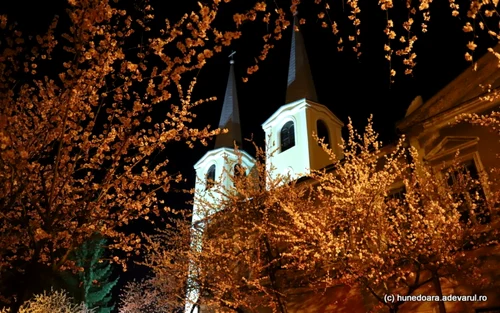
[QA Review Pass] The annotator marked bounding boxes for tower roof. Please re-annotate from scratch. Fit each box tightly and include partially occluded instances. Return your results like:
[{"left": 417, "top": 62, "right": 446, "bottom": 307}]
[
  {"left": 285, "top": 15, "right": 318, "bottom": 103},
  {"left": 214, "top": 55, "right": 243, "bottom": 149}
]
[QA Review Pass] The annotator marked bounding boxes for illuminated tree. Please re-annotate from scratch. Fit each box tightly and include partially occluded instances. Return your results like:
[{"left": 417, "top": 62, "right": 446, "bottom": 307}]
[
  {"left": 0, "top": 0, "right": 267, "bottom": 308},
  {"left": 285, "top": 118, "right": 498, "bottom": 313},
  {"left": 3, "top": 0, "right": 500, "bottom": 311},
  {"left": 0, "top": 289, "right": 93, "bottom": 313},
  {"left": 123, "top": 118, "right": 498, "bottom": 313},
  {"left": 118, "top": 145, "right": 318, "bottom": 313}
]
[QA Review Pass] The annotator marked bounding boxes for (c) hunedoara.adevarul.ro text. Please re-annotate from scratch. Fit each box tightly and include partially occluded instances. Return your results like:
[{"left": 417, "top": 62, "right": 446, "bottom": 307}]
[{"left": 384, "top": 294, "right": 488, "bottom": 303}]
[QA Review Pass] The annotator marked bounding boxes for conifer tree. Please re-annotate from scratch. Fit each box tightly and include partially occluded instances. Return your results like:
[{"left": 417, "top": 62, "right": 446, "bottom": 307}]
[{"left": 74, "top": 236, "right": 118, "bottom": 313}]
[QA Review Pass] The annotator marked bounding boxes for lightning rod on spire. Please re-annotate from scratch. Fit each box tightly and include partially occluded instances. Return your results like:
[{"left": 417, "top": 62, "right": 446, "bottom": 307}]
[{"left": 229, "top": 50, "right": 236, "bottom": 64}]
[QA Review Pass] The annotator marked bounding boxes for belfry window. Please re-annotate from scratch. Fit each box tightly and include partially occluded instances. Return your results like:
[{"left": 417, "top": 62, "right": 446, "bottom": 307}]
[
  {"left": 233, "top": 163, "right": 246, "bottom": 186},
  {"left": 234, "top": 163, "right": 246, "bottom": 177},
  {"left": 206, "top": 164, "right": 216, "bottom": 189},
  {"left": 316, "top": 119, "right": 330, "bottom": 146},
  {"left": 280, "top": 121, "right": 295, "bottom": 152}
]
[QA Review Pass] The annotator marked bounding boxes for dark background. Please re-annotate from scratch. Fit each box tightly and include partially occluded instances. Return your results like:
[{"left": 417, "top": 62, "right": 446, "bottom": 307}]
[{"left": 1, "top": 0, "right": 487, "bottom": 207}]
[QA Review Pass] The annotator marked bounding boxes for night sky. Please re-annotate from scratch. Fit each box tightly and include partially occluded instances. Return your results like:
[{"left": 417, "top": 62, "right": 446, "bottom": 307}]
[
  {"left": 1, "top": 0, "right": 489, "bottom": 206},
  {"left": 1, "top": 0, "right": 496, "bottom": 303},
  {"left": 178, "top": 0, "right": 491, "bottom": 199}
]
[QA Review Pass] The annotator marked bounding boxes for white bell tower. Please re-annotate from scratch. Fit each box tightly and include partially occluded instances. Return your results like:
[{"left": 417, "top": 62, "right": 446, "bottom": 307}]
[
  {"left": 262, "top": 14, "right": 343, "bottom": 182},
  {"left": 262, "top": 100, "right": 343, "bottom": 181},
  {"left": 191, "top": 52, "right": 255, "bottom": 224},
  {"left": 187, "top": 54, "right": 255, "bottom": 313},
  {"left": 192, "top": 147, "right": 255, "bottom": 224}
]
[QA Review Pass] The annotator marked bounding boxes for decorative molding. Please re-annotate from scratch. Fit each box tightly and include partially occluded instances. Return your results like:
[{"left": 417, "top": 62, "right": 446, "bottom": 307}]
[
  {"left": 425, "top": 136, "right": 480, "bottom": 162},
  {"left": 262, "top": 99, "right": 343, "bottom": 130}
]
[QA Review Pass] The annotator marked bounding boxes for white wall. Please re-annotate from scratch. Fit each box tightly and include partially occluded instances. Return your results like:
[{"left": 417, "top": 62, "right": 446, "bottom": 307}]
[{"left": 262, "top": 99, "right": 343, "bottom": 183}]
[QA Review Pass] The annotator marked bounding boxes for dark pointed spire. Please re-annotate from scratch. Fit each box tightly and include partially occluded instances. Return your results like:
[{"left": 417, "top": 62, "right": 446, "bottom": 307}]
[
  {"left": 215, "top": 52, "right": 243, "bottom": 148},
  {"left": 286, "top": 14, "right": 318, "bottom": 103}
]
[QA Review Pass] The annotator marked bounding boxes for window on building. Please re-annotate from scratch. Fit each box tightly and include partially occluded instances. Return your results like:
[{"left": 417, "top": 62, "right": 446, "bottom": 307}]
[
  {"left": 234, "top": 164, "right": 246, "bottom": 177},
  {"left": 445, "top": 159, "right": 489, "bottom": 224},
  {"left": 280, "top": 121, "right": 295, "bottom": 152},
  {"left": 206, "top": 164, "right": 216, "bottom": 189},
  {"left": 233, "top": 163, "right": 246, "bottom": 186},
  {"left": 316, "top": 119, "right": 330, "bottom": 146}
]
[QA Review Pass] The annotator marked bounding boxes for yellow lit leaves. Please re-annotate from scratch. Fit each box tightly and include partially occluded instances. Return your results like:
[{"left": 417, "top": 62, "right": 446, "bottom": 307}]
[
  {"left": 383, "top": 18, "right": 395, "bottom": 77},
  {"left": 246, "top": 64, "right": 259, "bottom": 75},
  {"left": 203, "top": 49, "right": 214, "bottom": 59},
  {"left": 346, "top": 0, "right": 361, "bottom": 56},
  {"left": 467, "top": 41, "right": 477, "bottom": 51},
  {"left": 254, "top": 2, "right": 266, "bottom": 12},
  {"left": 198, "top": 1, "right": 210, "bottom": 18},
  {"left": 197, "top": 49, "right": 214, "bottom": 64},
  {"left": 176, "top": 41, "right": 186, "bottom": 54},
  {"left": 403, "top": 17, "right": 414, "bottom": 32},
  {"left": 221, "top": 31, "right": 242, "bottom": 46},
  {"left": 418, "top": 0, "right": 433, "bottom": 11},
  {"left": 463, "top": 22, "right": 473, "bottom": 32},
  {"left": 379, "top": 0, "right": 394, "bottom": 10},
  {"left": 2, "top": 0, "right": 500, "bottom": 297},
  {"left": 258, "top": 43, "right": 274, "bottom": 61},
  {"left": 263, "top": 12, "right": 271, "bottom": 24},
  {"left": 332, "top": 21, "right": 339, "bottom": 35},
  {"left": 233, "top": 13, "right": 245, "bottom": 27},
  {"left": 0, "top": 0, "right": 238, "bottom": 279}
]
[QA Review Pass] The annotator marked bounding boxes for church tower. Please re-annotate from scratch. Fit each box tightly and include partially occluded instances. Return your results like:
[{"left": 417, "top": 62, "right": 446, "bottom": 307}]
[
  {"left": 192, "top": 55, "right": 255, "bottom": 225},
  {"left": 187, "top": 55, "right": 256, "bottom": 313},
  {"left": 262, "top": 15, "right": 344, "bottom": 181}
]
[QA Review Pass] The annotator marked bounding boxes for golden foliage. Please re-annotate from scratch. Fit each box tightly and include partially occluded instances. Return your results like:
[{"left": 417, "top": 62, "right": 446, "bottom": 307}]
[
  {"left": 0, "top": 0, "right": 253, "bottom": 302},
  {"left": 123, "top": 118, "right": 498, "bottom": 312}
]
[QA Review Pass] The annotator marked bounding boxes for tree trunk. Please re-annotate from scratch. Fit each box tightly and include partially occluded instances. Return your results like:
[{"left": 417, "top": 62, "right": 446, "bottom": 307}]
[
  {"left": 262, "top": 236, "right": 287, "bottom": 313},
  {"left": 432, "top": 272, "right": 447, "bottom": 313}
]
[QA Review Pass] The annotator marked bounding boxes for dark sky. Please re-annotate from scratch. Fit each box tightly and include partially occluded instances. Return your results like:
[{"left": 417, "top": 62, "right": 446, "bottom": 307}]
[
  {"left": 1, "top": 0, "right": 490, "bottom": 203},
  {"left": 1, "top": 0, "right": 495, "bottom": 303},
  {"left": 180, "top": 0, "right": 491, "bottom": 191}
]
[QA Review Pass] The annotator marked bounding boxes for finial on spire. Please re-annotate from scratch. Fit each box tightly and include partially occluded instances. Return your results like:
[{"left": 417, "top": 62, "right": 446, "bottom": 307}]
[{"left": 229, "top": 50, "right": 236, "bottom": 65}]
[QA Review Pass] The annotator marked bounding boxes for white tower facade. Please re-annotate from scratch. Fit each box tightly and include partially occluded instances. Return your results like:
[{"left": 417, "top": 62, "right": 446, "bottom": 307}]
[
  {"left": 192, "top": 147, "right": 255, "bottom": 224},
  {"left": 262, "top": 99, "right": 343, "bottom": 181},
  {"left": 187, "top": 56, "right": 255, "bottom": 313},
  {"left": 191, "top": 54, "right": 256, "bottom": 224},
  {"left": 262, "top": 15, "right": 343, "bottom": 182}
]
